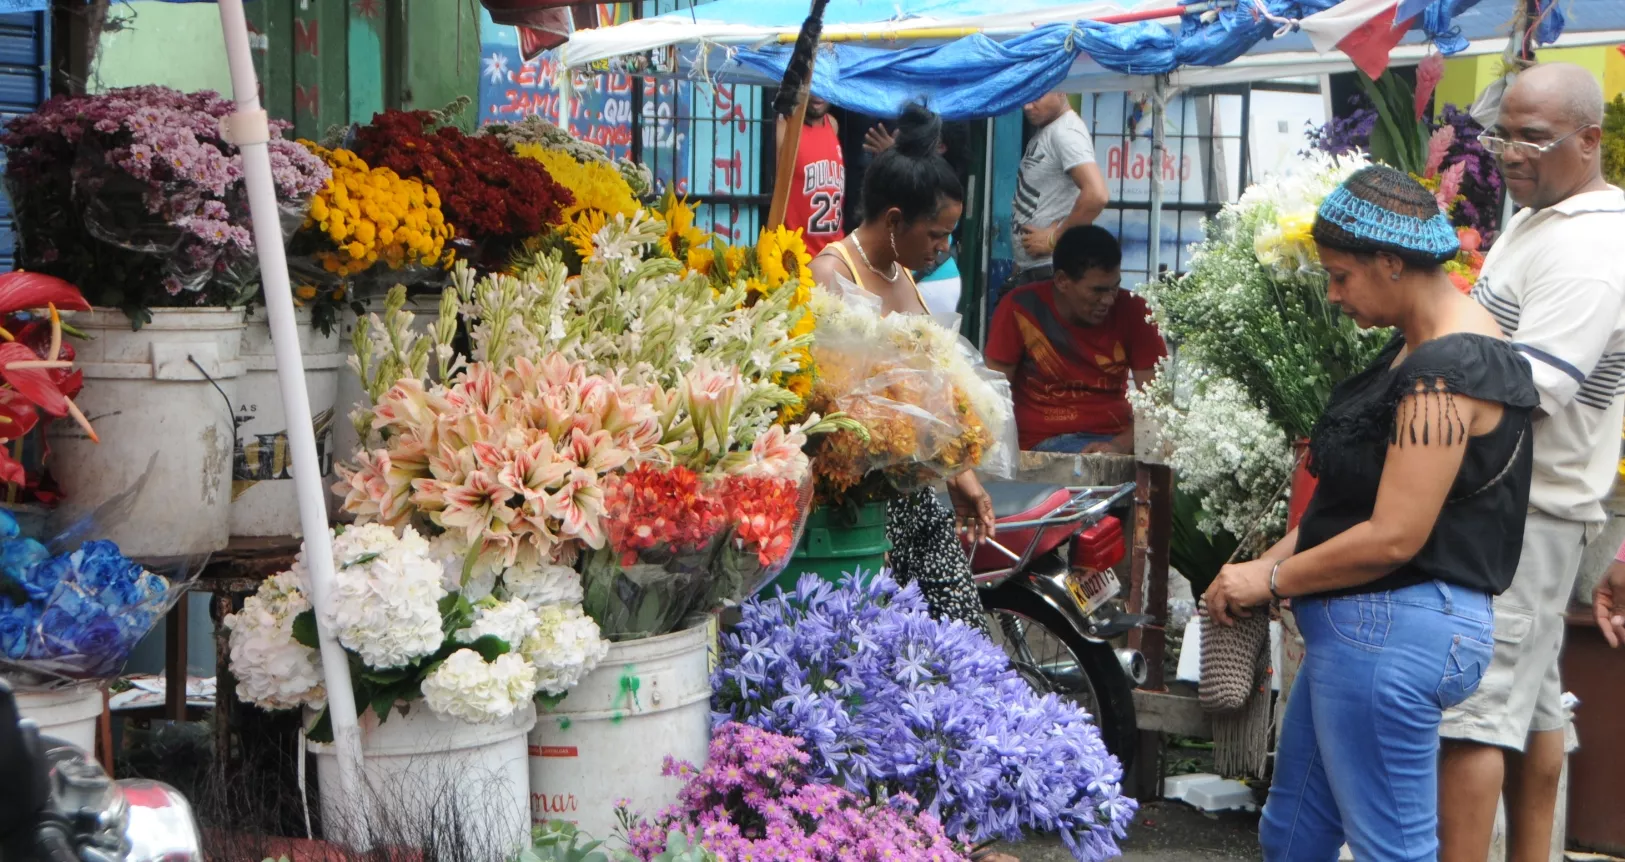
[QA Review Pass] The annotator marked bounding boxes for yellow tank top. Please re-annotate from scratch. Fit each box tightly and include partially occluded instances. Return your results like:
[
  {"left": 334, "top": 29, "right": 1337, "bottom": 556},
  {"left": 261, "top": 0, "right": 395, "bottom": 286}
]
[{"left": 824, "top": 240, "right": 929, "bottom": 314}]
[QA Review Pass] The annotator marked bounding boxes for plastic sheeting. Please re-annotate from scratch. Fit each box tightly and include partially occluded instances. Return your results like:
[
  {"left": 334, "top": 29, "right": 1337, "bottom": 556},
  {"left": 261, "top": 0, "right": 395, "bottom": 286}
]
[
  {"left": 711, "top": 0, "right": 1469, "bottom": 119},
  {"left": 566, "top": 0, "right": 1625, "bottom": 115}
]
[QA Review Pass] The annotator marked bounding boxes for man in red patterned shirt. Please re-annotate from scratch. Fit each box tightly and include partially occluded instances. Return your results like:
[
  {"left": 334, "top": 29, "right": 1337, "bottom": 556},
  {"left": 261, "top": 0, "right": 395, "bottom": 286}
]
[
  {"left": 777, "top": 96, "right": 844, "bottom": 256},
  {"left": 984, "top": 226, "right": 1166, "bottom": 454}
]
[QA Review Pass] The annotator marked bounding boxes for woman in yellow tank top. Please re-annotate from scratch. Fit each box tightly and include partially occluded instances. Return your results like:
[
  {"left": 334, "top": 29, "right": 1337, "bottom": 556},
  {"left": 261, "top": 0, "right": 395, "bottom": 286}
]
[{"left": 809, "top": 103, "right": 995, "bottom": 635}]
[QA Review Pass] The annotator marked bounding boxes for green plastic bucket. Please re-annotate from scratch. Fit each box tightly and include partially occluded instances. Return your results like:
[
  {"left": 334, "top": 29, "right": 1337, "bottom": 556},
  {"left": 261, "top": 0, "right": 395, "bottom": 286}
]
[{"left": 769, "top": 501, "right": 892, "bottom": 596}]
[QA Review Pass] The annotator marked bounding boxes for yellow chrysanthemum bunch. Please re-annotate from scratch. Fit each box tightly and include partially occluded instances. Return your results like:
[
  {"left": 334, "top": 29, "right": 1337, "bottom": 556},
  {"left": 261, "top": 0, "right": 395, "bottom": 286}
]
[
  {"left": 303, "top": 144, "right": 453, "bottom": 277},
  {"left": 514, "top": 142, "right": 640, "bottom": 224}
]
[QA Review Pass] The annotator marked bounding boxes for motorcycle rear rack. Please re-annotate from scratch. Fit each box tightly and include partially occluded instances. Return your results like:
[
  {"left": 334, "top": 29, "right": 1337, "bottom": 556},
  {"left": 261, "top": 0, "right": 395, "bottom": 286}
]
[{"left": 972, "top": 482, "right": 1136, "bottom": 585}]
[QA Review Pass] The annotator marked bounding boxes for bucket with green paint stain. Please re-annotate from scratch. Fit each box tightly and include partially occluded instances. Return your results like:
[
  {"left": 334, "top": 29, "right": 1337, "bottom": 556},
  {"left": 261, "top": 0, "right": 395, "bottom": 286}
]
[
  {"left": 767, "top": 500, "right": 890, "bottom": 595},
  {"left": 528, "top": 615, "right": 715, "bottom": 841}
]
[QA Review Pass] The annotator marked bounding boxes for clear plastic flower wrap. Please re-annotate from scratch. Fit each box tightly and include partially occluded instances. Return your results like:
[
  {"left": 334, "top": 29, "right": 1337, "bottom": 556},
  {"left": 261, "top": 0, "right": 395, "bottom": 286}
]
[
  {"left": 0, "top": 458, "right": 206, "bottom": 684},
  {"left": 804, "top": 277, "right": 1015, "bottom": 502}
]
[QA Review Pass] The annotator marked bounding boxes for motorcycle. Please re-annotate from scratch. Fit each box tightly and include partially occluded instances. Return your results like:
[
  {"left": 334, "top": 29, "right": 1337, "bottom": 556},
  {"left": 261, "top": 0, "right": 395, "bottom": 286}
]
[
  {"left": 955, "top": 481, "right": 1149, "bottom": 765},
  {"left": 0, "top": 678, "right": 203, "bottom": 862}
]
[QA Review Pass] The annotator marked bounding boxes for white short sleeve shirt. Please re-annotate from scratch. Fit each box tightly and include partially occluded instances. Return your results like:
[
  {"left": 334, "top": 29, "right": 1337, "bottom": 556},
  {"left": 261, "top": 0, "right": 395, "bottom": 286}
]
[{"left": 1471, "top": 186, "right": 1625, "bottom": 524}]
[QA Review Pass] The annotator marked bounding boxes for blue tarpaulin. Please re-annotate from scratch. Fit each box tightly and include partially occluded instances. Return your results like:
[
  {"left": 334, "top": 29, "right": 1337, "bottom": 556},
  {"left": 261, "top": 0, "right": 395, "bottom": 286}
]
[{"left": 567, "top": 0, "right": 1625, "bottom": 119}]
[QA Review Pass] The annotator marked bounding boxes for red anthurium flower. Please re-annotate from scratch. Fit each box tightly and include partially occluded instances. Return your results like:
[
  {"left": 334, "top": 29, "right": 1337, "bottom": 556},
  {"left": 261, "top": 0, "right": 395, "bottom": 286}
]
[
  {"left": 0, "top": 389, "right": 42, "bottom": 439},
  {"left": 0, "top": 271, "right": 89, "bottom": 316},
  {"left": 0, "top": 341, "right": 69, "bottom": 417}
]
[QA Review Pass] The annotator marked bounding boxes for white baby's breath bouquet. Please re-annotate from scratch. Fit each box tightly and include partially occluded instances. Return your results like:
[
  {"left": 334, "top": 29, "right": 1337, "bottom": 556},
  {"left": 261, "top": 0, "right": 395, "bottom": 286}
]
[{"left": 1140, "top": 151, "right": 1388, "bottom": 441}]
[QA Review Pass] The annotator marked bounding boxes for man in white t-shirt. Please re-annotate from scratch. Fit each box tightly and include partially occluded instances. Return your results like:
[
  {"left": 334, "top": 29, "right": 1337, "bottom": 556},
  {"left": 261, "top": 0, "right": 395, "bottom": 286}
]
[
  {"left": 1440, "top": 63, "right": 1625, "bottom": 862},
  {"left": 1007, "top": 91, "right": 1108, "bottom": 292}
]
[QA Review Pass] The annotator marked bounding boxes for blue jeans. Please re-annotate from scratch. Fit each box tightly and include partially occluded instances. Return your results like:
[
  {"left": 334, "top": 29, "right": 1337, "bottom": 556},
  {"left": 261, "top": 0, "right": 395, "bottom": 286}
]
[
  {"left": 1032, "top": 432, "right": 1115, "bottom": 453},
  {"left": 1261, "top": 580, "right": 1494, "bottom": 862}
]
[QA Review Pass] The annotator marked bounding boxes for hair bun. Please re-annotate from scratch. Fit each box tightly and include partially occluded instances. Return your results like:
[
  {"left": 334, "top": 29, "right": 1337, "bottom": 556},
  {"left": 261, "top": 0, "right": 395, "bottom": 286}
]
[{"left": 893, "top": 102, "right": 943, "bottom": 159}]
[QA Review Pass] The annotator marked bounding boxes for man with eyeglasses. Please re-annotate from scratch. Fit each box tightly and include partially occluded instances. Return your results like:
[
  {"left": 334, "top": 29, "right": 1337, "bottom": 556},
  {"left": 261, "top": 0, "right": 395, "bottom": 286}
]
[{"left": 1439, "top": 63, "right": 1625, "bottom": 862}]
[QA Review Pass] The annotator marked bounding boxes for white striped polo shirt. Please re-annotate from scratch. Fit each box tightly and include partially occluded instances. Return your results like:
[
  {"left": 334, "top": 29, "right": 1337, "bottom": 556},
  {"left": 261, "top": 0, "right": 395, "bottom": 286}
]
[{"left": 1471, "top": 185, "right": 1625, "bottom": 524}]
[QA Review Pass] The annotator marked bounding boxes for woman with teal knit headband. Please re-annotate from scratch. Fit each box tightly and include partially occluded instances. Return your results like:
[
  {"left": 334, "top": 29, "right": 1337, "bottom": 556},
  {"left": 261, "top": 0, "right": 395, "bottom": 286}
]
[{"left": 1202, "top": 165, "right": 1539, "bottom": 861}]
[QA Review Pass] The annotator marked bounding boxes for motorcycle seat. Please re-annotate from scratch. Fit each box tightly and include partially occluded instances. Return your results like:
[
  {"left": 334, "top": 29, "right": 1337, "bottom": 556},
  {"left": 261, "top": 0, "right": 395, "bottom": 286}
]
[
  {"left": 985, "top": 483, "right": 1070, "bottom": 521},
  {"left": 936, "top": 483, "right": 1069, "bottom": 521}
]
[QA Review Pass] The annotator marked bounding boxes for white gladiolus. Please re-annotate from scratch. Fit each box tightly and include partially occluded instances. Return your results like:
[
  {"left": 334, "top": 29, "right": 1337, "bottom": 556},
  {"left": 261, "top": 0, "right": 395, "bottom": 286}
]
[
  {"left": 523, "top": 602, "right": 610, "bottom": 696},
  {"left": 224, "top": 571, "right": 325, "bottom": 711},
  {"left": 313, "top": 524, "right": 448, "bottom": 670},
  {"left": 421, "top": 649, "right": 537, "bottom": 724}
]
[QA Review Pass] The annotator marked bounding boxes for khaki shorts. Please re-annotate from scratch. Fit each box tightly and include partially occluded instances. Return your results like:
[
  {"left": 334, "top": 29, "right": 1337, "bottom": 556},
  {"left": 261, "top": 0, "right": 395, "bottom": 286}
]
[{"left": 1440, "top": 511, "right": 1586, "bottom": 751}]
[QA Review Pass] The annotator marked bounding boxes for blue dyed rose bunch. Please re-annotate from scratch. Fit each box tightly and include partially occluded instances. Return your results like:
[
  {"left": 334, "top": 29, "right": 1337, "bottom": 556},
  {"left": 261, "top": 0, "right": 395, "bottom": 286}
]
[
  {"left": 0, "top": 510, "right": 171, "bottom": 678},
  {"left": 712, "top": 573, "right": 1137, "bottom": 862}
]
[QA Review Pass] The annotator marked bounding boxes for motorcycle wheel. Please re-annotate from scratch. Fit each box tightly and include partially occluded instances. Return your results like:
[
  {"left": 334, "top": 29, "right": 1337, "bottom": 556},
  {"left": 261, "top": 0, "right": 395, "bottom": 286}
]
[{"left": 981, "top": 586, "right": 1138, "bottom": 768}]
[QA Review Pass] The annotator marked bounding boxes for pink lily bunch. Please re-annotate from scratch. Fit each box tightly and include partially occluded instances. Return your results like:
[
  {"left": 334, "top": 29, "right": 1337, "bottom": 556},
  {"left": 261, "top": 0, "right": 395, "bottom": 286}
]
[
  {"left": 335, "top": 353, "right": 667, "bottom": 571},
  {"left": 0, "top": 272, "right": 97, "bottom": 489}
]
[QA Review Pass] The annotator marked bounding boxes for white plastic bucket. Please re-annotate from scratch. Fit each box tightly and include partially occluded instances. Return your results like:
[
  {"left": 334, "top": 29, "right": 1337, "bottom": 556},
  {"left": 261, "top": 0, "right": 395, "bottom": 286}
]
[
  {"left": 46, "top": 308, "right": 245, "bottom": 558},
  {"left": 329, "top": 295, "right": 442, "bottom": 515},
  {"left": 309, "top": 701, "right": 535, "bottom": 857},
  {"left": 13, "top": 683, "right": 104, "bottom": 753},
  {"left": 528, "top": 617, "right": 716, "bottom": 841},
  {"left": 229, "top": 307, "right": 342, "bottom": 537}
]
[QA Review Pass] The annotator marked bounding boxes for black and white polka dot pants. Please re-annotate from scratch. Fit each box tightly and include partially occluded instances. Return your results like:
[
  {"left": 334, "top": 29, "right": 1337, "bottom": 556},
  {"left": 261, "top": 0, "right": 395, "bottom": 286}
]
[{"left": 887, "top": 488, "right": 991, "bottom": 637}]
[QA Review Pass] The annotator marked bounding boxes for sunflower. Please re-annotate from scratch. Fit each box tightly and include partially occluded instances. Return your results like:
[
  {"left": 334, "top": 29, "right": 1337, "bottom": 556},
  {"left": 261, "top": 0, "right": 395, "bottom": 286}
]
[
  {"left": 686, "top": 244, "right": 716, "bottom": 277},
  {"left": 566, "top": 209, "right": 609, "bottom": 261},
  {"left": 721, "top": 244, "right": 747, "bottom": 278},
  {"left": 657, "top": 193, "right": 709, "bottom": 260},
  {"left": 755, "top": 225, "right": 813, "bottom": 290}
]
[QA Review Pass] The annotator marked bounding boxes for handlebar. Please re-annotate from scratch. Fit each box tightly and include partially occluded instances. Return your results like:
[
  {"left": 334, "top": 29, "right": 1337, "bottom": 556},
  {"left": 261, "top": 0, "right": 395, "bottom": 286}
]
[{"left": 971, "top": 482, "right": 1136, "bottom": 577}]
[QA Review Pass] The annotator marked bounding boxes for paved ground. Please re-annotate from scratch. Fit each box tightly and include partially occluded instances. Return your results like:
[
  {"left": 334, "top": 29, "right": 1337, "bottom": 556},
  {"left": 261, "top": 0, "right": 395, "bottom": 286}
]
[{"left": 1002, "top": 801, "right": 1262, "bottom": 861}]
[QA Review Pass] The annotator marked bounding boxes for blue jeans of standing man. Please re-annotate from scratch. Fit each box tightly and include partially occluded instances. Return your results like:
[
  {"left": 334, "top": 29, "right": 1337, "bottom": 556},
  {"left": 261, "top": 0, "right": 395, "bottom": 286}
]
[{"left": 1261, "top": 580, "right": 1494, "bottom": 862}]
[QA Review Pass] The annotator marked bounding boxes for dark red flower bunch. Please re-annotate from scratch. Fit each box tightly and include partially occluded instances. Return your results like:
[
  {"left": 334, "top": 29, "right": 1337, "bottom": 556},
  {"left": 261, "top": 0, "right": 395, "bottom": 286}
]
[
  {"left": 352, "top": 109, "right": 572, "bottom": 260},
  {"left": 603, "top": 464, "right": 726, "bottom": 565}
]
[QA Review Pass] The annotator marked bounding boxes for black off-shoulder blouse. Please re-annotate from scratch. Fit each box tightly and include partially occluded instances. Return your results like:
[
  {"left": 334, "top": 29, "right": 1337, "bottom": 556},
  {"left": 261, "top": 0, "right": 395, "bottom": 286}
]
[{"left": 1295, "top": 333, "right": 1539, "bottom": 598}]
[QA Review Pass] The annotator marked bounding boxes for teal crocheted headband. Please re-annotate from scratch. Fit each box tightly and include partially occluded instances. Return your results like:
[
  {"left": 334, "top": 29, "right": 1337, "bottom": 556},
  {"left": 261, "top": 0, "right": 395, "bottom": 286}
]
[{"left": 1315, "top": 183, "right": 1460, "bottom": 262}]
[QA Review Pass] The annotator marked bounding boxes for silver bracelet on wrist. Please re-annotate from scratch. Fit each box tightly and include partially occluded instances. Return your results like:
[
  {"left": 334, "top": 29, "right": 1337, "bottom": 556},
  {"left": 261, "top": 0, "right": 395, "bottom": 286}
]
[{"left": 1269, "top": 560, "right": 1286, "bottom": 601}]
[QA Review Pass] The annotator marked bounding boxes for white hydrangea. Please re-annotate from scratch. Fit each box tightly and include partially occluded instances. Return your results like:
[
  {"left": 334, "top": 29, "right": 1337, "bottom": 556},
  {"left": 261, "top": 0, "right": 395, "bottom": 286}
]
[
  {"left": 522, "top": 602, "right": 610, "bottom": 696},
  {"left": 223, "top": 571, "right": 325, "bottom": 711},
  {"left": 430, "top": 533, "right": 498, "bottom": 601},
  {"left": 420, "top": 649, "right": 537, "bottom": 724},
  {"left": 456, "top": 597, "right": 541, "bottom": 648},
  {"left": 497, "top": 562, "right": 584, "bottom": 609},
  {"left": 312, "top": 524, "right": 448, "bottom": 670}
]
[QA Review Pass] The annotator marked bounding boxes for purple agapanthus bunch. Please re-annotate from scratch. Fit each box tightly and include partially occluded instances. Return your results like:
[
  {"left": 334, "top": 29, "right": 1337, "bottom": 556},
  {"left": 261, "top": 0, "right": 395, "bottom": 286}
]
[
  {"left": 2, "top": 85, "right": 329, "bottom": 321},
  {"left": 711, "top": 573, "right": 1136, "bottom": 862},
  {"left": 1301, "top": 96, "right": 1377, "bottom": 158},
  {"left": 622, "top": 722, "right": 966, "bottom": 861}
]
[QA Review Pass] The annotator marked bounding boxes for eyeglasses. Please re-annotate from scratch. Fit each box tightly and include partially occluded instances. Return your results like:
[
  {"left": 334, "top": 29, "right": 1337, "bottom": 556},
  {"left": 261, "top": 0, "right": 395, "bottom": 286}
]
[{"left": 1477, "top": 124, "right": 1597, "bottom": 159}]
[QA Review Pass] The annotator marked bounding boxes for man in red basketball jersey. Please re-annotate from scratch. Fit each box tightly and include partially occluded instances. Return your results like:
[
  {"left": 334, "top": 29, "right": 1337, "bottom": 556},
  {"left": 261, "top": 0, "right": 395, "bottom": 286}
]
[{"left": 777, "top": 95, "right": 845, "bottom": 255}]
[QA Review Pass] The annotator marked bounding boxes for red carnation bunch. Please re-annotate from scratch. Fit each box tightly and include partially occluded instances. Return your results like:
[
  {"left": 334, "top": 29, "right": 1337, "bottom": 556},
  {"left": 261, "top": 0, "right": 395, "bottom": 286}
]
[
  {"left": 352, "top": 109, "right": 572, "bottom": 263},
  {"left": 715, "top": 475, "right": 801, "bottom": 568},
  {"left": 603, "top": 464, "right": 726, "bottom": 565}
]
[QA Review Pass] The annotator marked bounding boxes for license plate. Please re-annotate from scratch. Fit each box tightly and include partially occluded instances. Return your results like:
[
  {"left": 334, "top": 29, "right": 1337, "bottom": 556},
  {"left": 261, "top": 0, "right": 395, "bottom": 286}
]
[{"left": 1066, "top": 568, "right": 1121, "bottom": 616}]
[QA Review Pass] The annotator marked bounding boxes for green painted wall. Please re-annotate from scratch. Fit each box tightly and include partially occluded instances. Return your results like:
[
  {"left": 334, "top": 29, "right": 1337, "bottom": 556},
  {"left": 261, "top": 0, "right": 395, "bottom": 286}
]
[
  {"left": 88, "top": 0, "right": 477, "bottom": 137},
  {"left": 397, "top": 0, "right": 481, "bottom": 130},
  {"left": 90, "top": 1, "right": 233, "bottom": 95}
]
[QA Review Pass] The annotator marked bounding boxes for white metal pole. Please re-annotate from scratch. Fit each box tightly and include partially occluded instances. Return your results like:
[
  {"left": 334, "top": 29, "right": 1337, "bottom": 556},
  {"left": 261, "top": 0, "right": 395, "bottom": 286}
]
[
  {"left": 1146, "top": 75, "right": 1169, "bottom": 283},
  {"left": 212, "top": 0, "right": 365, "bottom": 809}
]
